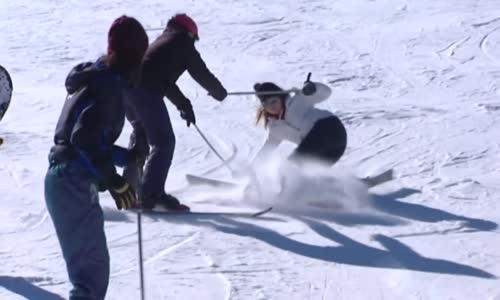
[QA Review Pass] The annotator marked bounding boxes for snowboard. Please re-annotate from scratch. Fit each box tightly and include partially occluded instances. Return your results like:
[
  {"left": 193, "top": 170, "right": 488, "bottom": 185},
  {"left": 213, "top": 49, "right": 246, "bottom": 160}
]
[
  {"left": 186, "top": 168, "right": 394, "bottom": 189},
  {"left": 0, "top": 65, "right": 13, "bottom": 123},
  {"left": 128, "top": 206, "right": 273, "bottom": 218}
]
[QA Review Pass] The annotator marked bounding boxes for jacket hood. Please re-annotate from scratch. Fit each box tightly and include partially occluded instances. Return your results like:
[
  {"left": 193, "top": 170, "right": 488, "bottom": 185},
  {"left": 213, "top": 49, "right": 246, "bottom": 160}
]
[{"left": 65, "top": 57, "right": 121, "bottom": 94}]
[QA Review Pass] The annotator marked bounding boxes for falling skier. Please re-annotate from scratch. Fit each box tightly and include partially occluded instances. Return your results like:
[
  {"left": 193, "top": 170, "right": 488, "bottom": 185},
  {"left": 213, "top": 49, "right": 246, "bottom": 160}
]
[
  {"left": 186, "top": 73, "right": 393, "bottom": 192},
  {"left": 251, "top": 74, "right": 347, "bottom": 168}
]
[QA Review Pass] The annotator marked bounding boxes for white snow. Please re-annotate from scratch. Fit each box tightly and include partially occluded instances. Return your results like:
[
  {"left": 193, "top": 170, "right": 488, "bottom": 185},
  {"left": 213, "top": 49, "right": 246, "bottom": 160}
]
[{"left": 1, "top": 0, "right": 500, "bottom": 299}]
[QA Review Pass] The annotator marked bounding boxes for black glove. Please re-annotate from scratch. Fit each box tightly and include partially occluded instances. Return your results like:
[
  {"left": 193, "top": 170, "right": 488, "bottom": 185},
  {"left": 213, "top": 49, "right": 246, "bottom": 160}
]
[
  {"left": 178, "top": 100, "right": 196, "bottom": 127},
  {"left": 107, "top": 174, "right": 137, "bottom": 210},
  {"left": 210, "top": 86, "right": 228, "bottom": 101},
  {"left": 302, "top": 72, "right": 316, "bottom": 96}
]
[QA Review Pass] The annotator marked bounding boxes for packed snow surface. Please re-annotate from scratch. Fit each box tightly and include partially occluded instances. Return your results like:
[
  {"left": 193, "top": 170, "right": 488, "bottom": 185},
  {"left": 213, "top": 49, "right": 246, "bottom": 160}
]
[{"left": 1, "top": 0, "right": 500, "bottom": 299}]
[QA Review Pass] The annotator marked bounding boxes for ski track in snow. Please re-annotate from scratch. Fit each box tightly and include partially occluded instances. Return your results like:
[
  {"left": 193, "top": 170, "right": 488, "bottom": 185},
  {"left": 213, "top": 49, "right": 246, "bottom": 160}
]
[
  {"left": 110, "top": 232, "right": 200, "bottom": 278},
  {"left": 1, "top": 0, "right": 500, "bottom": 299}
]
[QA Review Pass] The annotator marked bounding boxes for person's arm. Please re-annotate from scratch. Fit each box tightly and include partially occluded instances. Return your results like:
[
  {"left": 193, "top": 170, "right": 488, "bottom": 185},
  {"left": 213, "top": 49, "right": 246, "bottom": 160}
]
[
  {"left": 69, "top": 96, "right": 117, "bottom": 186},
  {"left": 252, "top": 132, "right": 281, "bottom": 164},
  {"left": 300, "top": 82, "right": 332, "bottom": 105},
  {"left": 184, "top": 38, "right": 227, "bottom": 101},
  {"left": 110, "top": 145, "right": 134, "bottom": 168},
  {"left": 163, "top": 82, "right": 190, "bottom": 108},
  {"left": 124, "top": 95, "right": 150, "bottom": 166}
]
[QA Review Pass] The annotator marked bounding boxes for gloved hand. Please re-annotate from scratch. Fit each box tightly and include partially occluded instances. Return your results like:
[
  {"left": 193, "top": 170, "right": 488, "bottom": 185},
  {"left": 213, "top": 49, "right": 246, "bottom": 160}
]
[
  {"left": 302, "top": 72, "right": 316, "bottom": 96},
  {"left": 210, "top": 86, "right": 228, "bottom": 101},
  {"left": 108, "top": 174, "right": 137, "bottom": 210},
  {"left": 178, "top": 100, "right": 196, "bottom": 127}
]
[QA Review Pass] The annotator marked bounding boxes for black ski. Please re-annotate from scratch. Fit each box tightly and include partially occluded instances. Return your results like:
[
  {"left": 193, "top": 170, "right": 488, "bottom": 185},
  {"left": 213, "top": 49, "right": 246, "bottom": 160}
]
[
  {"left": 360, "top": 168, "right": 394, "bottom": 187},
  {"left": 128, "top": 206, "right": 273, "bottom": 218}
]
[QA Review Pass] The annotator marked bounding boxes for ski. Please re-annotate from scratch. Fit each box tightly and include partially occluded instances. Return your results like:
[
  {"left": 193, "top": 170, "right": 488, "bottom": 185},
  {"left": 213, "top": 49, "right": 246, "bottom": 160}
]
[
  {"left": 187, "top": 168, "right": 394, "bottom": 189},
  {"left": 360, "top": 168, "right": 394, "bottom": 187},
  {"left": 128, "top": 206, "right": 273, "bottom": 218},
  {"left": 185, "top": 174, "right": 238, "bottom": 188}
]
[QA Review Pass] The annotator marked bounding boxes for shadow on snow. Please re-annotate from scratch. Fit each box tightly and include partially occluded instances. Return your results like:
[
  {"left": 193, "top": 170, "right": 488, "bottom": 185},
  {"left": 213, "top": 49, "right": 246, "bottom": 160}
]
[
  {"left": 0, "top": 276, "right": 64, "bottom": 300},
  {"left": 107, "top": 185, "right": 498, "bottom": 279}
]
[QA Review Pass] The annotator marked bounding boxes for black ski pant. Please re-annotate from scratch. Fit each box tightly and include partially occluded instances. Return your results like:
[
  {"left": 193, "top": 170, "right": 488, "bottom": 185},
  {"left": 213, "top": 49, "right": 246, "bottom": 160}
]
[
  {"left": 124, "top": 87, "right": 175, "bottom": 202},
  {"left": 289, "top": 116, "right": 347, "bottom": 166}
]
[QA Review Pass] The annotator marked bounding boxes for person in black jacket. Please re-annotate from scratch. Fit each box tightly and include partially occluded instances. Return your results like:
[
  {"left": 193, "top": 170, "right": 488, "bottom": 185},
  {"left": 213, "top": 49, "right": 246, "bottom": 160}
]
[
  {"left": 124, "top": 13, "right": 228, "bottom": 211},
  {"left": 44, "top": 16, "right": 148, "bottom": 300}
]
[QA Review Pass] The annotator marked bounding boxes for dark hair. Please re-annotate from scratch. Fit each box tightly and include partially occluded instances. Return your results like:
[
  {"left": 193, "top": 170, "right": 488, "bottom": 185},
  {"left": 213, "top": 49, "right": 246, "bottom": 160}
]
[
  {"left": 105, "top": 54, "right": 143, "bottom": 86},
  {"left": 253, "top": 82, "right": 288, "bottom": 103},
  {"left": 106, "top": 15, "right": 149, "bottom": 83}
]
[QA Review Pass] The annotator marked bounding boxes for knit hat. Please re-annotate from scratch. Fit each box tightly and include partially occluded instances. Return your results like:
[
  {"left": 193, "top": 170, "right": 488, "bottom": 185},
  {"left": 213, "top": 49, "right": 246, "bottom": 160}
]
[
  {"left": 107, "top": 15, "right": 149, "bottom": 68},
  {"left": 253, "top": 82, "right": 288, "bottom": 103}
]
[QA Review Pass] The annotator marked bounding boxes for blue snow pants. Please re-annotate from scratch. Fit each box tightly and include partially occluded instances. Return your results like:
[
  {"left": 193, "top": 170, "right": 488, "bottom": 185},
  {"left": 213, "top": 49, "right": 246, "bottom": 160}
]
[{"left": 44, "top": 160, "right": 109, "bottom": 300}]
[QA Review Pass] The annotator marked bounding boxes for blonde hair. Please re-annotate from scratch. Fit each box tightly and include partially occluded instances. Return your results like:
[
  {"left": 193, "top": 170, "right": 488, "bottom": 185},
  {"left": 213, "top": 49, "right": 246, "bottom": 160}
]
[
  {"left": 255, "top": 98, "right": 286, "bottom": 128},
  {"left": 256, "top": 106, "right": 270, "bottom": 128}
]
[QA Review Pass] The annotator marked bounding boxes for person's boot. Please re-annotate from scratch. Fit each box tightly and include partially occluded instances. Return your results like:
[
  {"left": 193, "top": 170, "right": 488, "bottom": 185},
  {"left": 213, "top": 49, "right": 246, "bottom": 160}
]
[
  {"left": 138, "top": 192, "right": 190, "bottom": 211},
  {"left": 157, "top": 193, "right": 190, "bottom": 211}
]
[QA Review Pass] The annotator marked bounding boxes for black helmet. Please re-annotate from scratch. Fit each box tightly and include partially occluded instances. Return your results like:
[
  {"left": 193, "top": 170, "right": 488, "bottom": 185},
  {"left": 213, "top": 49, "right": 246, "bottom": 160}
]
[{"left": 253, "top": 82, "right": 288, "bottom": 103}]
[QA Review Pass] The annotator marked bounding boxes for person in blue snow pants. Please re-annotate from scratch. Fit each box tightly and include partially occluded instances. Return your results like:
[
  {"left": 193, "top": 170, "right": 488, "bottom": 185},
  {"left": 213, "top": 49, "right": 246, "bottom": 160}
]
[
  {"left": 45, "top": 162, "right": 108, "bottom": 299},
  {"left": 43, "top": 15, "right": 148, "bottom": 300}
]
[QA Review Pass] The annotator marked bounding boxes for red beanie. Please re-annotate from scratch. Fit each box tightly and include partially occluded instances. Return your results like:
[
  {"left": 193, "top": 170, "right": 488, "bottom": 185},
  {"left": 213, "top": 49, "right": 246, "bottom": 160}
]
[{"left": 107, "top": 15, "right": 149, "bottom": 68}]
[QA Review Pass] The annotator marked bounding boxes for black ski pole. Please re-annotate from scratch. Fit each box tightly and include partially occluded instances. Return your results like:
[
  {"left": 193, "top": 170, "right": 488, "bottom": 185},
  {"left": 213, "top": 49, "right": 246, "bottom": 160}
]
[
  {"left": 136, "top": 163, "right": 145, "bottom": 300},
  {"left": 193, "top": 123, "right": 233, "bottom": 173},
  {"left": 193, "top": 123, "right": 264, "bottom": 198},
  {"left": 137, "top": 211, "right": 145, "bottom": 300}
]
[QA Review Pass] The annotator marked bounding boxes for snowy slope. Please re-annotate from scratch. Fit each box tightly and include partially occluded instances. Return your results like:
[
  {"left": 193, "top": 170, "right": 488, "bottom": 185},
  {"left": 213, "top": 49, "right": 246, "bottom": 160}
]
[{"left": 1, "top": 0, "right": 500, "bottom": 299}]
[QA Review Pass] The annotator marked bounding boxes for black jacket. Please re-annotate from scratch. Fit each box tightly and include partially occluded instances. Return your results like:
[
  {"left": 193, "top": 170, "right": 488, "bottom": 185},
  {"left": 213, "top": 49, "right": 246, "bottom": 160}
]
[
  {"left": 50, "top": 58, "right": 132, "bottom": 187},
  {"left": 140, "top": 30, "right": 226, "bottom": 108}
]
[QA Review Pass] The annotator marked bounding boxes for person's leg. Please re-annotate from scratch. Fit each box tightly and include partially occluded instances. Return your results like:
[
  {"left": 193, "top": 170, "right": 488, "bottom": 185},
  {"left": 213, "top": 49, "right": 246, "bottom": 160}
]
[
  {"left": 44, "top": 163, "right": 109, "bottom": 300},
  {"left": 123, "top": 91, "right": 150, "bottom": 192},
  {"left": 318, "top": 116, "right": 347, "bottom": 164},
  {"left": 122, "top": 129, "right": 148, "bottom": 192},
  {"left": 129, "top": 89, "right": 177, "bottom": 208},
  {"left": 290, "top": 116, "right": 347, "bottom": 166}
]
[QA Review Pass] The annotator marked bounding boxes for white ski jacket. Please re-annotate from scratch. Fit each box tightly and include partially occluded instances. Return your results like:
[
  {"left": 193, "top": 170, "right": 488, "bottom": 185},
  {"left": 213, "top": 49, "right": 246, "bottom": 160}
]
[{"left": 254, "top": 82, "right": 333, "bottom": 161}]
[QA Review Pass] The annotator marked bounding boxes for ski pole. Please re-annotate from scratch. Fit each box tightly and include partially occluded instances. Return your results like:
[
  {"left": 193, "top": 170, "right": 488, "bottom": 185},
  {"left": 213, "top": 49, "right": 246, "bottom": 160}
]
[
  {"left": 194, "top": 123, "right": 264, "bottom": 198},
  {"left": 137, "top": 211, "right": 145, "bottom": 300},
  {"left": 136, "top": 162, "right": 145, "bottom": 300},
  {"left": 193, "top": 123, "right": 233, "bottom": 173},
  {"left": 209, "top": 89, "right": 299, "bottom": 97}
]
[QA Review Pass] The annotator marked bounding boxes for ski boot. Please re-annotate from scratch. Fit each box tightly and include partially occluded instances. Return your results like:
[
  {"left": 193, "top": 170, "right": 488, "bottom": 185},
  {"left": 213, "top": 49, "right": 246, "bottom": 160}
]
[{"left": 140, "top": 192, "right": 190, "bottom": 212}]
